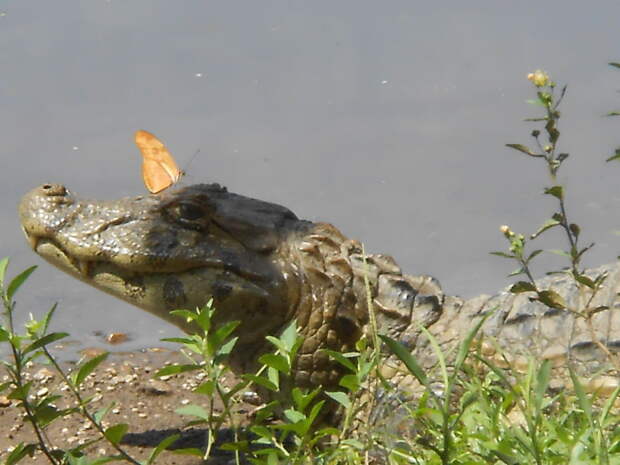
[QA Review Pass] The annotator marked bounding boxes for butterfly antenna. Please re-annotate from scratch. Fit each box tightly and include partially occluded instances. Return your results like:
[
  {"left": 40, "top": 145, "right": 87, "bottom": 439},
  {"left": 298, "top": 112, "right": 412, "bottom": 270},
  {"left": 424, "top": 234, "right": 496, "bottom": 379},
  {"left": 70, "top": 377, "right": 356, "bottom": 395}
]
[{"left": 182, "top": 148, "right": 201, "bottom": 175}]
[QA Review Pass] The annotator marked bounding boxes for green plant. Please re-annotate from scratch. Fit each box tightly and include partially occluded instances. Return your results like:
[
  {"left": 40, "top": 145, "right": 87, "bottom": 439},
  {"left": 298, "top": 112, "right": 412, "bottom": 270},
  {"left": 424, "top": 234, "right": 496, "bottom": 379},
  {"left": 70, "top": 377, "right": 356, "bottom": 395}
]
[
  {"left": 0, "top": 258, "right": 174, "bottom": 465},
  {"left": 154, "top": 300, "right": 247, "bottom": 462},
  {"left": 496, "top": 71, "right": 618, "bottom": 367}
]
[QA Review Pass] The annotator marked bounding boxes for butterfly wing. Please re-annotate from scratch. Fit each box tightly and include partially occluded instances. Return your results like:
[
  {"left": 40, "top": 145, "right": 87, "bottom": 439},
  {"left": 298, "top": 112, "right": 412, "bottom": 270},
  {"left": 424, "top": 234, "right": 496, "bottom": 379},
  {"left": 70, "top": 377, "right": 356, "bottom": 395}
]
[{"left": 134, "top": 130, "right": 182, "bottom": 194}]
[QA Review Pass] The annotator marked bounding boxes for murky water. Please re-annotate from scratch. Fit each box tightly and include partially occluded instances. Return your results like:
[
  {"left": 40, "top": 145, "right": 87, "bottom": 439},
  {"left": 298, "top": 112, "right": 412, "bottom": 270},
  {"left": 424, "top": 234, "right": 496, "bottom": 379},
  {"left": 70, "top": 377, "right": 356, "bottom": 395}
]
[{"left": 2, "top": 1, "right": 620, "bottom": 355}]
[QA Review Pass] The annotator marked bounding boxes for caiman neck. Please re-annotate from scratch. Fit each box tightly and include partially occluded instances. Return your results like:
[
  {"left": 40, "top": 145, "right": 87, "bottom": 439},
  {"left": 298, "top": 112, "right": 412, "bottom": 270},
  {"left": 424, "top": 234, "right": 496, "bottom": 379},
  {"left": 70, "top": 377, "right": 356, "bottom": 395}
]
[{"left": 287, "top": 222, "right": 445, "bottom": 390}]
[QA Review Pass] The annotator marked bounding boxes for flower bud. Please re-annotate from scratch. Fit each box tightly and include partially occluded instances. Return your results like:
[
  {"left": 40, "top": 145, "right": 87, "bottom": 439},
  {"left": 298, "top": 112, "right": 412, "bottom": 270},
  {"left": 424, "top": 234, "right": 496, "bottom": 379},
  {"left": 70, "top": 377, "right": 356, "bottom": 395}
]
[
  {"left": 527, "top": 70, "right": 549, "bottom": 87},
  {"left": 499, "top": 225, "right": 513, "bottom": 238}
]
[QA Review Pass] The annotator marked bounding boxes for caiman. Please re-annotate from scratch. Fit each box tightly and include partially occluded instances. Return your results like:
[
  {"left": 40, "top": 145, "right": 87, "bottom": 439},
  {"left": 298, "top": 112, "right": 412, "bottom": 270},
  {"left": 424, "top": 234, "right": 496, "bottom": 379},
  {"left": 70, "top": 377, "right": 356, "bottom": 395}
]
[{"left": 18, "top": 182, "right": 620, "bottom": 422}]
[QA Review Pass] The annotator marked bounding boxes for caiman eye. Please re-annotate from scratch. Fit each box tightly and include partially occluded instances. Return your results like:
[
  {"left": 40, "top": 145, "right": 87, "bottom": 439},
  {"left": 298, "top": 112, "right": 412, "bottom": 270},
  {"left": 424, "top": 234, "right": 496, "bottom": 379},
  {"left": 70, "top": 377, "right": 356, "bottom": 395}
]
[
  {"left": 168, "top": 201, "right": 210, "bottom": 230},
  {"left": 178, "top": 202, "right": 204, "bottom": 220}
]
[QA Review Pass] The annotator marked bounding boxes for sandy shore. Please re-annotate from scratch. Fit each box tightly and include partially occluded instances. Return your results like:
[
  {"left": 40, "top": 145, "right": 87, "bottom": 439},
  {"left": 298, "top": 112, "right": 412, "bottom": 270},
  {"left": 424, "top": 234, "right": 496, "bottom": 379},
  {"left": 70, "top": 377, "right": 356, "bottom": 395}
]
[{"left": 0, "top": 347, "right": 255, "bottom": 465}]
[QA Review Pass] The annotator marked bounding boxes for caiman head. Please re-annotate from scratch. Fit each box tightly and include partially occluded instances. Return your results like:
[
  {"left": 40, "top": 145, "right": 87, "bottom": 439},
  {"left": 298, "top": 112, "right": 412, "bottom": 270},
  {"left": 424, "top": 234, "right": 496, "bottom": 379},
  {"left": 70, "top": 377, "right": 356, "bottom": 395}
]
[{"left": 20, "top": 183, "right": 311, "bottom": 365}]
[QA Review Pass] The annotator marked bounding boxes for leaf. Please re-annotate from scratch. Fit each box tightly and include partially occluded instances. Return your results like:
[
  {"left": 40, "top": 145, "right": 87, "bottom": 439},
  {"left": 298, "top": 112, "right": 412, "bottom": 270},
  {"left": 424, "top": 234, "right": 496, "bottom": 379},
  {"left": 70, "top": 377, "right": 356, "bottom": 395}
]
[
  {"left": 215, "top": 336, "right": 238, "bottom": 360},
  {"left": 306, "top": 400, "right": 325, "bottom": 427},
  {"left": 325, "top": 391, "right": 351, "bottom": 409},
  {"left": 169, "top": 309, "right": 199, "bottom": 321},
  {"left": 573, "top": 272, "right": 595, "bottom": 289},
  {"left": 589, "top": 305, "right": 609, "bottom": 315},
  {"left": 600, "top": 384, "right": 620, "bottom": 425},
  {"left": 154, "top": 364, "right": 200, "bottom": 377},
  {"left": 507, "top": 267, "right": 525, "bottom": 277},
  {"left": 526, "top": 249, "right": 543, "bottom": 262},
  {"left": 544, "top": 185, "right": 563, "bottom": 200},
  {"left": 460, "top": 391, "right": 478, "bottom": 410},
  {"left": 489, "top": 251, "right": 515, "bottom": 259},
  {"left": 454, "top": 309, "right": 492, "bottom": 370},
  {"left": 547, "top": 249, "right": 570, "bottom": 258},
  {"left": 94, "top": 403, "right": 115, "bottom": 423},
  {"left": 569, "top": 367, "right": 592, "bottom": 423},
  {"left": 322, "top": 349, "right": 357, "bottom": 372},
  {"left": 176, "top": 404, "right": 209, "bottom": 421},
  {"left": 6, "top": 265, "right": 37, "bottom": 302},
  {"left": 531, "top": 219, "right": 560, "bottom": 239},
  {"left": 267, "top": 366, "right": 280, "bottom": 390},
  {"left": 505, "top": 143, "right": 539, "bottom": 156},
  {"left": 23, "top": 332, "right": 69, "bottom": 355},
  {"left": 41, "top": 303, "right": 58, "bottom": 335},
  {"left": 609, "top": 62, "right": 620, "bottom": 69},
  {"left": 160, "top": 336, "right": 197, "bottom": 345},
  {"left": 606, "top": 148, "right": 620, "bottom": 162},
  {"left": 339, "top": 374, "right": 360, "bottom": 392},
  {"left": 209, "top": 320, "right": 240, "bottom": 353},
  {"left": 490, "top": 449, "right": 520, "bottom": 465},
  {"left": 242, "top": 374, "right": 278, "bottom": 392},
  {"left": 72, "top": 352, "right": 109, "bottom": 387},
  {"left": 220, "top": 441, "right": 249, "bottom": 452},
  {"left": 575, "top": 242, "right": 595, "bottom": 261},
  {"left": 259, "top": 354, "right": 289, "bottom": 374},
  {"left": 0, "top": 257, "right": 9, "bottom": 289},
  {"left": 536, "top": 290, "right": 566, "bottom": 309},
  {"left": 194, "top": 380, "right": 215, "bottom": 396},
  {"left": 104, "top": 423, "right": 128, "bottom": 445},
  {"left": 32, "top": 404, "right": 64, "bottom": 426},
  {"left": 144, "top": 433, "right": 180, "bottom": 465},
  {"left": 379, "top": 335, "right": 428, "bottom": 386},
  {"left": 280, "top": 319, "right": 299, "bottom": 352},
  {"left": 5, "top": 442, "right": 36, "bottom": 465},
  {"left": 8, "top": 381, "right": 33, "bottom": 401},
  {"left": 533, "top": 360, "right": 551, "bottom": 412},
  {"left": 291, "top": 386, "right": 320, "bottom": 412},
  {"left": 525, "top": 99, "right": 546, "bottom": 107},
  {"left": 283, "top": 408, "right": 306, "bottom": 423},
  {"left": 509, "top": 281, "right": 536, "bottom": 293},
  {"left": 171, "top": 448, "right": 204, "bottom": 457}
]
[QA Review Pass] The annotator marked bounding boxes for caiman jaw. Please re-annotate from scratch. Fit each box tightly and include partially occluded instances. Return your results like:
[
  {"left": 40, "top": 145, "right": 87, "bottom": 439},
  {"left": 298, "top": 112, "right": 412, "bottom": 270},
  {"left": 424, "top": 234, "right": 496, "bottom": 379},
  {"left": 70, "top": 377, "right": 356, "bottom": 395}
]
[
  {"left": 19, "top": 184, "right": 87, "bottom": 277},
  {"left": 24, "top": 234, "right": 92, "bottom": 278}
]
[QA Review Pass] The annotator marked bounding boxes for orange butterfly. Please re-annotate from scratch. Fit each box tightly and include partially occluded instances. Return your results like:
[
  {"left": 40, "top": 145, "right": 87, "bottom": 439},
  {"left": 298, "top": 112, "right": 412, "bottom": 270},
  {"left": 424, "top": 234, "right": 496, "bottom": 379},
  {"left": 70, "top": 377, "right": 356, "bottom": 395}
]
[{"left": 134, "top": 130, "right": 183, "bottom": 194}]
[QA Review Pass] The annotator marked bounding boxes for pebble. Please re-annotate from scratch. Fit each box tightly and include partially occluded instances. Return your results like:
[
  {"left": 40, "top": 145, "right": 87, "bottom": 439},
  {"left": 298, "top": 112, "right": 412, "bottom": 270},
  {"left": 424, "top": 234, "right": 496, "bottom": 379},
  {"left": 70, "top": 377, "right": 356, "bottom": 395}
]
[
  {"left": 106, "top": 332, "right": 129, "bottom": 344},
  {"left": 33, "top": 368, "right": 55, "bottom": 381},
  {"left": 142, "top": 379, "right": 171, "bottom": 395}
]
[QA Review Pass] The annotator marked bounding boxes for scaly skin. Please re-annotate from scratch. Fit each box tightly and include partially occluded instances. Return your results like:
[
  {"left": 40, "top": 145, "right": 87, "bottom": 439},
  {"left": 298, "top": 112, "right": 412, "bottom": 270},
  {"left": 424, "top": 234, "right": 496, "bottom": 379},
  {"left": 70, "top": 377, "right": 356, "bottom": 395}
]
[{"left": 19, "top": 183, "right": 620, "bottom": 419}]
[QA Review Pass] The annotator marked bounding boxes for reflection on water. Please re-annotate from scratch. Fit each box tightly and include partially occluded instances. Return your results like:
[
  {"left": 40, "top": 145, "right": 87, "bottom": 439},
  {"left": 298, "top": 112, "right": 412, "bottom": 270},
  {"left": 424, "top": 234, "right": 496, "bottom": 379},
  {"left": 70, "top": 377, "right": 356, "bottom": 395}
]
[{"left": 2, "top": 1, "right": 620, "bottom": 352}]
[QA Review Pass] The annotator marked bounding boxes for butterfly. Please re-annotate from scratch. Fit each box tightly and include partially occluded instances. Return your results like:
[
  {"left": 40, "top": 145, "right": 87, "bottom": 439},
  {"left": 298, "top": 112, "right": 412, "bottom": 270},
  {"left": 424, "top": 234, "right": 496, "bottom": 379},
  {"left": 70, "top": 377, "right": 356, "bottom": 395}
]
[{"left": 134, "top": 130, "right": 183, "bottom": 194}]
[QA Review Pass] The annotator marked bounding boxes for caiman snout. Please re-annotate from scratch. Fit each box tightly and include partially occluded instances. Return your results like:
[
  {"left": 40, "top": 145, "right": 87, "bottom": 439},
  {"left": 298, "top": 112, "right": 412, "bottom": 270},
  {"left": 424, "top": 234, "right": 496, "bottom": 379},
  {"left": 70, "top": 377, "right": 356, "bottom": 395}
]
[
  {"left": 19, "top": 183, "right": 76, "bottom": 247},
  {"left": 38, "top": 183, "right": 69, "bottom": 197}
]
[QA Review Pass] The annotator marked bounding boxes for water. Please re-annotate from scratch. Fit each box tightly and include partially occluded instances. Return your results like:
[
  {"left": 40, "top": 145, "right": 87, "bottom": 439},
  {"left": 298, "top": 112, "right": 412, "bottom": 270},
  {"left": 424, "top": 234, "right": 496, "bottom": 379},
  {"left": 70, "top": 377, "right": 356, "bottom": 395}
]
[{"left": 2, "top": 1, "right": 620, "bottom": 354}]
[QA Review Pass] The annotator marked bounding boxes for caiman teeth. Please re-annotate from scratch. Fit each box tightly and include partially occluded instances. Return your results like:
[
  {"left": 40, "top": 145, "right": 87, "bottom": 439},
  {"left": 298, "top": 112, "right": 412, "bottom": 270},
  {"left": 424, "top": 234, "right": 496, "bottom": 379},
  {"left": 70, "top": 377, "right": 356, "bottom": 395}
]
[{"left": 75, "top": 260, "right": 91, "bottom": 277}]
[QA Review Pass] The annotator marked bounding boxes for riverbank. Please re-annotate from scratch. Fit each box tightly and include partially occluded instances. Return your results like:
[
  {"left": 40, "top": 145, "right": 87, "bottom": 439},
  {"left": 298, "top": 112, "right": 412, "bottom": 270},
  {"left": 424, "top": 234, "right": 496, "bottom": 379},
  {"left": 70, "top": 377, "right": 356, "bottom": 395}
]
[{"left": 0, "top": 347, "right": 253, "bottom": 465}]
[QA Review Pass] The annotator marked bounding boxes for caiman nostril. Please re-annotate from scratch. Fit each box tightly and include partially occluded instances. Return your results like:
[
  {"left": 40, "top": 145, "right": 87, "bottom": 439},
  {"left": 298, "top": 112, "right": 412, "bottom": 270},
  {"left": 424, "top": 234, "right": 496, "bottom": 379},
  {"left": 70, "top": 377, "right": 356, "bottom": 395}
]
[{"left": 41, "top": 184, "right": 67, "bottom": 196}]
